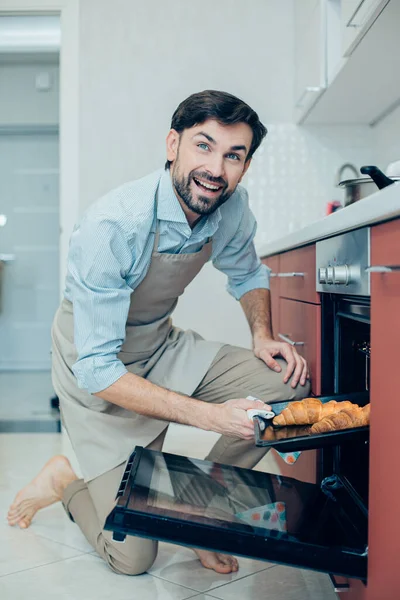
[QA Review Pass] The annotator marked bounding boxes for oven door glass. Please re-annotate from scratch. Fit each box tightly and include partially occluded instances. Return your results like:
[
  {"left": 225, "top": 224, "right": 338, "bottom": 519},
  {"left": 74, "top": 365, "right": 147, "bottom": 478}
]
[{"left": 104, "top": 447, "right": 367, "bottom": 580}]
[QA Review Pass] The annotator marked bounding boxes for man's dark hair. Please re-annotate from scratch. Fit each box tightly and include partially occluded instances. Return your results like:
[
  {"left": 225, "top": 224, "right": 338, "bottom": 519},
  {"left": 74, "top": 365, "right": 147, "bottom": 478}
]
[{"left": 165, "top": 90, "right": 267, "bottom": 169}]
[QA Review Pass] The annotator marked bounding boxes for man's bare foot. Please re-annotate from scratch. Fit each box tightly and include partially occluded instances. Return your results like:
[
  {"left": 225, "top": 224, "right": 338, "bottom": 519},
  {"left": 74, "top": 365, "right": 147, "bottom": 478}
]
[
  {"left": 193, "top": 548, "right": 239, "bottom": 574},
  {"left": 7, "top": 455, "right": 78, "bottom": 529}
]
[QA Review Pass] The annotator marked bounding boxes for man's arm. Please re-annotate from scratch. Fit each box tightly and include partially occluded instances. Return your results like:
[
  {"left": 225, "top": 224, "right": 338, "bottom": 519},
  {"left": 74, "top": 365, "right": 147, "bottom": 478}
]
[
  {"left": 239, "top": 287, "right": 273, "bottom": 341},
  {"left": 239, "top": 288, "right": 308, "bottom": 388},
  {"left": 68, "top": 212, "right": 269, "bottom": 440},
  {"left": 94, "top": 371, "right": 267, "bottom": 441}
]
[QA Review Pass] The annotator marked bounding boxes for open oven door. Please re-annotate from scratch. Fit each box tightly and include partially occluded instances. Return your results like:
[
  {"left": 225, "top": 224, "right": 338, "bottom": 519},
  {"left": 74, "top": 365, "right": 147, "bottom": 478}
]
[{"left": 104, "top": 446, "right": 367, "bottom": 580}]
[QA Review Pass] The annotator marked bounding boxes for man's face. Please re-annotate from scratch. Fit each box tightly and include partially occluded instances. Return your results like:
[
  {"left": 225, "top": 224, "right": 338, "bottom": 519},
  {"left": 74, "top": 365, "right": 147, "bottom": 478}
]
[{"left": 166, "top": 120, "right": 253, "bottom": 222}]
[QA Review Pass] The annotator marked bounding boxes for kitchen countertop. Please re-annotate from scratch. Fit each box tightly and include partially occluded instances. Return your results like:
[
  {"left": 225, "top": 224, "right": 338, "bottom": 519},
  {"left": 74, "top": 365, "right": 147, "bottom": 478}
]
[{"left": 257, "top": 181, "right": 400, "bottom": 257}]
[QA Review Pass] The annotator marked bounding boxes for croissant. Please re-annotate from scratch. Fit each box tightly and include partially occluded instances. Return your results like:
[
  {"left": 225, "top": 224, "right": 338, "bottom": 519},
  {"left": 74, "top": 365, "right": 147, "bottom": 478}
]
[
  {"left": 272, "top": 398, "right": 357, "bottom": 426},
  {"left": 311, "top": 404, "right": 370, "bottom": 434},
  {"left": 263, "top": 425, "right": 311, "bottom": 442}
]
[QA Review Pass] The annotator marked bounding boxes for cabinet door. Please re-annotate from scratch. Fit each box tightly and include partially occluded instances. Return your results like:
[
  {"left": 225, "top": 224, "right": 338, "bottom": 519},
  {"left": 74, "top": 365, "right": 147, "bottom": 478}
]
[
  {"left": 341, "top": 0, "right": 390, "bottom": 57},
  {"left": 279, "top": 298, "right": 321, "bottom": 396},
  {"left": 294, "top": 0, "right": 327, "bottom": 122},
  {"left": 279, "top": 245, "right": 320, "bottom": 304},
  {"left": 367, "top": 219, "right": 400, "bottom": 600},
  {"left": 261, "top": 255, "right": 280, "bottom": 337}
]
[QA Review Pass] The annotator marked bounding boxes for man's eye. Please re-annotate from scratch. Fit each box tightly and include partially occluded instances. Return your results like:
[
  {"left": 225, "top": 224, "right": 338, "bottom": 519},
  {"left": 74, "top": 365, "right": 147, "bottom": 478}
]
[
  {"left": 198, "top": 143, "right": 209, "bottom": 151},
  {"left": 227, "top": 153, "right": 240, "bottom": 161}
]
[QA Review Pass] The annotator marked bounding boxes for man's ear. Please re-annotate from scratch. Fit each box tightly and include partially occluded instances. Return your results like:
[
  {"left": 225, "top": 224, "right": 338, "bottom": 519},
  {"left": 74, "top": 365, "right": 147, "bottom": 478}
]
[
  {"left": 238, "top": 158, "right": 252, "bottom": 183},
  {"left": 166, "top": 129, "right": 180, "bottom": 164}
]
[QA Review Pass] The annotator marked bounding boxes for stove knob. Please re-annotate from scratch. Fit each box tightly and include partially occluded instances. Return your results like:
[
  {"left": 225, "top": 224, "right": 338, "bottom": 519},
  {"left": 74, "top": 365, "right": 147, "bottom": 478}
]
[
  {"left": 333, "top": 265, "right": 350, "bottom": 285},
  {"left": 318, "top": 267, "right": 327, "bottom": 284},
  {"left": 326, "top": 267, "right": 334, "bottom": 284}
]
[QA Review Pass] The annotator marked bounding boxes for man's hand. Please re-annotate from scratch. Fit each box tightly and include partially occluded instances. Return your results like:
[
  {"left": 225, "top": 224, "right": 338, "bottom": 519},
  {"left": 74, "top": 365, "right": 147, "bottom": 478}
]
[
  {"left": 210, "top": 398, "right": 271, "bottom": 440},
  {"left": 253, "top": 338, "right": 309, "bottom": 388}
]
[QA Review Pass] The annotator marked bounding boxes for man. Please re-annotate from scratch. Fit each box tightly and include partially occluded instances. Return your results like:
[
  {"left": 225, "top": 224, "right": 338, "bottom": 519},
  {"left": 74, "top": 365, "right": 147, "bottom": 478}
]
[{"left": 8, "top": 90, "right": 310, "bottom": 576}]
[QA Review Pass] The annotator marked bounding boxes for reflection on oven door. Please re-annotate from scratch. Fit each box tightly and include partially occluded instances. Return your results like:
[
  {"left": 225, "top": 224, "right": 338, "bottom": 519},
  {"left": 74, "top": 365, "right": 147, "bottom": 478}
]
[{"left": 105, "top": 447, "right": 368, "bottom": 580}]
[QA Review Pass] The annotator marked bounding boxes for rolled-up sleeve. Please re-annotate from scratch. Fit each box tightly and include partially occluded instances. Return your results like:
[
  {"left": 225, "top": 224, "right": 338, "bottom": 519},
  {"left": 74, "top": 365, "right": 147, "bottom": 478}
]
[
  {"left": 212, "top": 191, "right": 270, "bottom": 300},
  {"left": 68, "top": 215, "right": 134, "bottom": 394}
]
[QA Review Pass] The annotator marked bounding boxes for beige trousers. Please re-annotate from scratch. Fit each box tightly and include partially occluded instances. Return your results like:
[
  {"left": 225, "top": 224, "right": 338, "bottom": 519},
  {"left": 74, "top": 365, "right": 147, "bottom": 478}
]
[{"left": 62, "top": 345, "right": 310, "bottom": 576}]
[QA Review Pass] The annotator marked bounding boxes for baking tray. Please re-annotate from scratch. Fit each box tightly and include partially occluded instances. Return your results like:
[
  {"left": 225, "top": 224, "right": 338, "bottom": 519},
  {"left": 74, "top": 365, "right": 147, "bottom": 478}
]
[{"left": 254, "top": 392, "right": 369, "bottom": 451}]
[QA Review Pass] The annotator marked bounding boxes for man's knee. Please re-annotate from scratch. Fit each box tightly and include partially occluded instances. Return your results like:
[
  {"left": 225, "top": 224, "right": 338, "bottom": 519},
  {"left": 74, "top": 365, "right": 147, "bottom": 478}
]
[
  {"left": 265, "top": 358, "right": 312, "bottom": 402},
  {"left": 293, "top": 377, "right": 311, "bottom": 400},
  {"left": 103, "top": 538, "right": 158, "bottom": 576}
]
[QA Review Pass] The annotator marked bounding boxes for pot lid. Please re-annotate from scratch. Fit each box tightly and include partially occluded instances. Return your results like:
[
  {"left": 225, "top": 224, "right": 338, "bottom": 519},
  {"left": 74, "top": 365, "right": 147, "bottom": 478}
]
[{"left": 338, "top": 176, "right": 400, "bottom": 188}]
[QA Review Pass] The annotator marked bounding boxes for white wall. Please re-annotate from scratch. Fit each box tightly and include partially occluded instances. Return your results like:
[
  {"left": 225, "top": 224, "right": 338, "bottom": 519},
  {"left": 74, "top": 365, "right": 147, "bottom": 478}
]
[
  {"left": 372, "top": 104, "right": 400, "bottom": 171},
  {"left": 0, "top": 62, "right": 59, "bottom": 126},
  {"left": 78, "top": 0, "right": 296, "bottom": 210}
]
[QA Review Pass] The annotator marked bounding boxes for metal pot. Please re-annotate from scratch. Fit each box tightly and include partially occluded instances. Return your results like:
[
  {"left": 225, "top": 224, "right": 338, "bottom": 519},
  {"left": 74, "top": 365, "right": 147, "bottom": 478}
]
[{"left": 338, "top": 165, "right": 400, "bottom": 207}]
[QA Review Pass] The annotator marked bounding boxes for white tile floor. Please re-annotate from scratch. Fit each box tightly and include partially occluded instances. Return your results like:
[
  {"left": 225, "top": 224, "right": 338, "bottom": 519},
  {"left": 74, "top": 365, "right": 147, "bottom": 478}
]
[{"left": 0, "top": 372, "right": 338, "bottom": 600}]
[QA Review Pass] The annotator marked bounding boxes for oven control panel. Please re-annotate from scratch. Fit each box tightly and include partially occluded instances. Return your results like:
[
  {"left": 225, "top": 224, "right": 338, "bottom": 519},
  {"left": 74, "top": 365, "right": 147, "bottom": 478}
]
[{"left": 316, "top": 227, "right": 370, "bottom": 295}]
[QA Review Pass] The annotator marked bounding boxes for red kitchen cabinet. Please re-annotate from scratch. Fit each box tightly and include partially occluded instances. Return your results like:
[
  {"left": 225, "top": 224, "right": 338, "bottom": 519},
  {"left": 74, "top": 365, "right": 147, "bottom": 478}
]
[
  {"left": 366, "top": 219, "right": 400, "bottom": 600},
  {"left": 261, "top": 254, "right": 280, "bottom": 337},
  {"left": 279, "top": 244, "right": 320, "bottom": 304},
  {"left": 279, "top": 297, "right": 322, "bottom": 396}
]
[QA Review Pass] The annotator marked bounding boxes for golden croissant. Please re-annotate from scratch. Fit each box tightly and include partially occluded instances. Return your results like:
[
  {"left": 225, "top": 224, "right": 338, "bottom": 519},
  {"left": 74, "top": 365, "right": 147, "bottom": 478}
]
[
  {"left": 311, "top": 404, "right": 370, "bottom": 434},
  {"left": 272, "top": 398, "right": 357, "bottom": 427}
]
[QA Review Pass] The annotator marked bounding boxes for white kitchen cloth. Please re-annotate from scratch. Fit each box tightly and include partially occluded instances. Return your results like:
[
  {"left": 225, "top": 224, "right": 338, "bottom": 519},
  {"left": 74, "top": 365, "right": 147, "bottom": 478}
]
[{"left": 246, "top": 396, "right": 301, "bottom": 464}]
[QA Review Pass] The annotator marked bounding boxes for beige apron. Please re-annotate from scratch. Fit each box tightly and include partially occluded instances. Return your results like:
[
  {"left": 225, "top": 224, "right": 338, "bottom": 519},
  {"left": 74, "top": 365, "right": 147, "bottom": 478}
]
[{"left": 51, "top": 195, "right": 223, "bottom": 481}]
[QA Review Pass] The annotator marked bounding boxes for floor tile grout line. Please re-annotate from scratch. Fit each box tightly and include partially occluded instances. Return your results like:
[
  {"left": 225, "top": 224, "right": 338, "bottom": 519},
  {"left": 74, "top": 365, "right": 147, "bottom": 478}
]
[
  {"left": 149, "top": 563, "right": 277, "bottom": 594},
  {"left": 149, "top": 572, "right": 208, "bottom": 593},
  {"left": 4, "top": 523, "right": 93, "bottom": 555},
  {"left": 31, "top": 530, "right": 94, "bottom": 554},
  {"left": 184, "top": 594, "right": 224, "bottom": 600},
  {"left": 0, "top": 551, "right": 86, "bottom": 579},
  {"left": 199, "top": 564, "right": 278, "bottom": 593}
]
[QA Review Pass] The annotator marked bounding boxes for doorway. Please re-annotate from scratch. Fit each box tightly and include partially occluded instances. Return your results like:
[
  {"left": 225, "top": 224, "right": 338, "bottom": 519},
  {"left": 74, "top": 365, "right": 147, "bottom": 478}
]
[{"left": 0, "top": 14, "right": 61, "bottom": 428}]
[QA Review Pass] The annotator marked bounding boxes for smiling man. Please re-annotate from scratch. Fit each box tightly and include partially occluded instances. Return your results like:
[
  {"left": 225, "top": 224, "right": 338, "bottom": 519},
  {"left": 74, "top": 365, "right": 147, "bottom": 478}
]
[{"left": 8, "top": 90, "right": 310, "bottom": 577}]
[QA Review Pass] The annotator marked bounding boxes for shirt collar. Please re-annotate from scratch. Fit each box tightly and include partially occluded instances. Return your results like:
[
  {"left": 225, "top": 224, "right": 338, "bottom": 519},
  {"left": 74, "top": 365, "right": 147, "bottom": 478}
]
[{"left": 157, "top": 169, "right": 222, "bottom": 234}]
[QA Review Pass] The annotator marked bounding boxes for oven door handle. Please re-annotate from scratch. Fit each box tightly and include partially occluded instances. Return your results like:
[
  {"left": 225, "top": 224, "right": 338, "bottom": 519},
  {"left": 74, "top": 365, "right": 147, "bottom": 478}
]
[
  {"left": 365, "top": 265, "right": 400, "bottom": 273},
  {"left": 276, "top": 272, "right": 305, "bottom": 278},
  {"left": 278, "top": 333, "right": 305, "bottom": 346}
]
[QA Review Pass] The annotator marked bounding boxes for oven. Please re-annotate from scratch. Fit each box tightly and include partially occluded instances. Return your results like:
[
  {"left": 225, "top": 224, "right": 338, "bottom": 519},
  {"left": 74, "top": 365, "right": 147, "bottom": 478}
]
[
  {"left": 317, "top": 228, "right": 370, "bottom": 512},
  {"left": 104, "top": 228, "right": 372, "bottom": 585}
]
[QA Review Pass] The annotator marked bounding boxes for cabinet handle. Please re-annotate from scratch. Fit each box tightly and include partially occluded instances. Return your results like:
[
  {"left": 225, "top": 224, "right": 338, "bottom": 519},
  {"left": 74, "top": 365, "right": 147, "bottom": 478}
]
[
  {"left": 277, "top": 272, "right": 305, "bottom": 278},
  {"left": 0, "top": 253, "right": 16, "bottom": 263},
  {"left": 328, "top": 573, "right": 349, "bottom": 593},
  {"left": 347, "top": 0, "right": 389, "bottom": 28},
  {"left": 278, "top": 333, "right": 305, "bottom": 346},
  {"left": 365, "top": 265, "right": 400, "bottom": 273},
  {"left": 295, "top": 86, "right": 322, "bottom": 108},
  {"left": 347, "top": 0, "right": 367, "bottom": 27}
]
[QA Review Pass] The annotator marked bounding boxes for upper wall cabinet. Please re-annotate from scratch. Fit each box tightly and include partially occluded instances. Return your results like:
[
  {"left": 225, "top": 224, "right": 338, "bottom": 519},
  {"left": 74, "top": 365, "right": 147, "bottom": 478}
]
[
  {"left": 293, "top": 0, "right": 399, "bottom": 125},
  {"left": 293, "top": 0, "right": 327, "bottom": 122},
  {"left": 341, "top": 0, "right": 390, "bottom": 58}
]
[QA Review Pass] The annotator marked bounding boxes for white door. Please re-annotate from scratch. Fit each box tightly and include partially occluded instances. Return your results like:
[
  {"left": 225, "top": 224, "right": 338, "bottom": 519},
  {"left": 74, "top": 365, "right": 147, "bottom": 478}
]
[{"left": 0, "top": 129, "right": 59, "bottom": 370}]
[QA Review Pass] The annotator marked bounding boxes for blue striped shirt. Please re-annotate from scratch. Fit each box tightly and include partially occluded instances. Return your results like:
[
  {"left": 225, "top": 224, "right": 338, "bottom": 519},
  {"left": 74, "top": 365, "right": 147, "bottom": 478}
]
[{"left": 64, "top": 168, "right": 270, "bottom": 394}]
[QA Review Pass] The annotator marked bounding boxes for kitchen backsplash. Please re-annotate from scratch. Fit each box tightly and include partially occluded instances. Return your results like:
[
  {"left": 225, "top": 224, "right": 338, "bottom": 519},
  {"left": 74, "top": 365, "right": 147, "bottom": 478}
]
[
  {"left": 372, "top": 102, "right": 400, "bottom": 172},
  {"left": 245, "top": 122, "right": 387, "bottom": 249}
]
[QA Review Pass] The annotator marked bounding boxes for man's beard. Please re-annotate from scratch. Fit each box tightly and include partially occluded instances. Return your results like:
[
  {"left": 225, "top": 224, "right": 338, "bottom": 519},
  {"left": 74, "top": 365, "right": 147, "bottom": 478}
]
[{"left": 172, "top": 167, "right": 234, "bottom": 216}]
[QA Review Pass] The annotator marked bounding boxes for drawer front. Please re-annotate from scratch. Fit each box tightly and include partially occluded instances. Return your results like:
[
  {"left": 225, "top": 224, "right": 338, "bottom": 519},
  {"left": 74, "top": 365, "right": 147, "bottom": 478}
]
[
  {"left": 371, "top": 218, "right": 400, "bottom": 265},
  {"left": 279, "top": 245, "right": 320, "bottom": 304},
  {"left": 279, "top": 298, "right": 321, "bottom": 395},
  {"left": 261, "top": 255, "right": 280, "bottom": 337}
]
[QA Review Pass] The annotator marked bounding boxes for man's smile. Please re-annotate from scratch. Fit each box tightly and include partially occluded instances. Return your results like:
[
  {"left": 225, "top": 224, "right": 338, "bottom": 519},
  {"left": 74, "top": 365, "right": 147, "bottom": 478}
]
[{"left": 192, "top": 176, "right": 224, "bottom": 195}]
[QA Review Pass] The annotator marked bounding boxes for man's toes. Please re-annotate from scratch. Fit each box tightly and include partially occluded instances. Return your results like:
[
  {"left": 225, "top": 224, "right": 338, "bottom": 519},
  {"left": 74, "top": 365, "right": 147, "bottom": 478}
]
[{"left": 214, "top": 563, "right": 232, "bottom": 573}]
